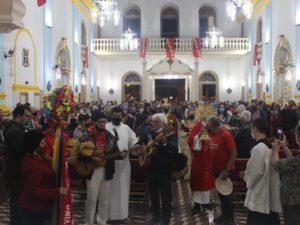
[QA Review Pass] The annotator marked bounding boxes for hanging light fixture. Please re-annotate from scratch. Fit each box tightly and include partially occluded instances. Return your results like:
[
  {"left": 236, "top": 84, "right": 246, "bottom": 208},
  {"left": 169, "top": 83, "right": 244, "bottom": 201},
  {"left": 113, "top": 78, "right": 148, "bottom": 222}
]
[
  {"left": 203, "top": 26, "right": 224, "bottom": 49},
  {"left": 226, "top": 0, "right": 253, "bottom": 21},
  {"left": 120, "top": 27, "right": 139, "bottom": 50},
  {"left": 92, "top": 0, "right": 120, "bottom": 27}
]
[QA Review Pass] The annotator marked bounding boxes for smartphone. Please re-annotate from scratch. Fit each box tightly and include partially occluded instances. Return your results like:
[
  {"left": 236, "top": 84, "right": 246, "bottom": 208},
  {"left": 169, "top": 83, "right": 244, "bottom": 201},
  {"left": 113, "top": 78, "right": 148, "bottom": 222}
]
[{"left": 277, "top": 128, "right": 283, "bottom": 140}]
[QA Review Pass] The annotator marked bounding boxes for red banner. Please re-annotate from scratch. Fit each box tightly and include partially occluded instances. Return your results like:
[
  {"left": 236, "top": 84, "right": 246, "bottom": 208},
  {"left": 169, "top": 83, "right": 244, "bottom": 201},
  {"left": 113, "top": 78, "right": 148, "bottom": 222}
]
[
  {"left": 139, "top": 38, "right": 148, "bottom": 58},
  {"left": 37, "top": 0, "right": 46, "bottom": 7},
  {"left": 166, "top": 38, "right": 175, "bottom": 58},
  {"left": 253, "top": 43, "right": 258, "bottom": 66},
  {"left": 193, "top": 38, "right": 201, "bottom": 58},
  {"left": 53, "top": 129, "right": 74, "bottom": 225}
]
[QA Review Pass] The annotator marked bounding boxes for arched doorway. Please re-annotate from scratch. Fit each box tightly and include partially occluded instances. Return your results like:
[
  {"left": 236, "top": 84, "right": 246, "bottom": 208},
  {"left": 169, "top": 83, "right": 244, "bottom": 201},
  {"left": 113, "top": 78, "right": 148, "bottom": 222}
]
[
  {"left": 199, "top": 72, "right": 218, "bottom": 101},
  {"left": 122, "top": 72, "right": 142, "bottom": 101}
]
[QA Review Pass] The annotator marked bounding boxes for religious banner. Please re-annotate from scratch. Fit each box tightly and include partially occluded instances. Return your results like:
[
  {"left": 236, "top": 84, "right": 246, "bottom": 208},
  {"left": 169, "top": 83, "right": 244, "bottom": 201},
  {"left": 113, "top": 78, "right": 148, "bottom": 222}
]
[
  {"left": 22, "top": 48, "right": 29, "bottom": 67},
  {"left": 253, "top": 43, "right": 258, "bottom": 66},
  {"left": 37, "top": 0, "right": 46, "bottom": 7},
  {"left": 43, "top": 86, "right": 75, "bottom": 225},
  {"left": 85, "top": 46, "right": 89, "bottom": 68},
  {"left": 166, "top": 38, "right": 175, "bottom": 58},
  {"left": 139, "top": 38, "right": 148, "bottom": 58},
  {"left": 192, "top": 38, "right": 201, "bottom": 58}
]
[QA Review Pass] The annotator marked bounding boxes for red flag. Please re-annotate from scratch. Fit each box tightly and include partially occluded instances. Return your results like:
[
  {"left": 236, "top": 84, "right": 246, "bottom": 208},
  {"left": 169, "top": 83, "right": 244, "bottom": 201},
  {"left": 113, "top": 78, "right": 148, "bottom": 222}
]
[
  {"left": 139, "top": 38, "right": 148, "bottom": 58},
  {"left": 166, "top": 38, "right": 175, "bottom": 58},
  {"left": 253, "top": 43, "right": 258, "bottom": 66},
  {"left": 37, "top": 0, "right": 46, "bottom": 7},
  {"left": 193, "top": 38, "right": 201, "bottom": 58},
  {"left": 53, "top": 129, "right": 74, "bottom": 225}
]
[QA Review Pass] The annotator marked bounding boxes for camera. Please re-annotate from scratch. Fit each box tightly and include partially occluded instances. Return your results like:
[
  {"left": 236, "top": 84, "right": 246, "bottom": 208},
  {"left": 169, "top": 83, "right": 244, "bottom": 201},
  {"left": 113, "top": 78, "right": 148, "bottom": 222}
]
[{"left": 277, "top": 128, "right": 283, "bottom": 140}]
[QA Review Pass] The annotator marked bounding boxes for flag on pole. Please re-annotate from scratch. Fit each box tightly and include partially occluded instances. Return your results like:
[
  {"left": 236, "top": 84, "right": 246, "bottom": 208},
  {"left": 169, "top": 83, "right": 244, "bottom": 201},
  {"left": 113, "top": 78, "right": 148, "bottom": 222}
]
[
  {"left": 166, "top": 38, "right": 175, "bottom": 58},
  {"left": 37, "top": 0, "right": 46, "bottom": 7},
  {"left": 192, "top": 38, "right": 201, "bottom": 58},
  {"left": 139, "top": 38, "right": 148, "bottom": 58}
]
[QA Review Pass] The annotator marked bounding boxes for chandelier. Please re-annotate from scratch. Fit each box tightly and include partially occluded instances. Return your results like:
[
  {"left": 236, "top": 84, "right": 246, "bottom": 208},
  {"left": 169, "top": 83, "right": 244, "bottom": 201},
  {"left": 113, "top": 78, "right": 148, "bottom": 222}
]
[
  {"left": 92, "top": 0, "right": 120, "bottom": 27},
  {"left": 203, "top": 26, "right": 224, "bottom": 49},
  {"left": 120, "top": 28, "right": 139, "bottom": 50},
  {"left": 226, "top": 0, "right": 253, "bottom": 21}
]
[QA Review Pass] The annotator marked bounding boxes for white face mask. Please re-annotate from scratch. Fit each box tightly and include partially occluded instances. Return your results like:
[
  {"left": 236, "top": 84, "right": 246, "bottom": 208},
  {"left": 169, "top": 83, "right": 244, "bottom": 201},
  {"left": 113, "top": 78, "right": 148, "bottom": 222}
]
[
  {"left": 139, "top": 108, "right": 143, "bottom": 113},
  {"left": 251, "top": 131, "right": 256, "bottom": 139}
]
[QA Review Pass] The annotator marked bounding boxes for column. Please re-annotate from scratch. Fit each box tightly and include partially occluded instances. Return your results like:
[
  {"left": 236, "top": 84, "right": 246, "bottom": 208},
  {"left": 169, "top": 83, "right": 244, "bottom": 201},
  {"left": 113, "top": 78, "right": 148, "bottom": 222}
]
[
  {"left": 43, "top": 0, "right": 53, "bottom": 92},
  {"left": 73, "top": 5, "right": 80, "bottom": 100},
  {"left": 264, "top": 0, "right": 272, "bottom": 104},
  {"left": 247, "top": 19, "right": 254, "bottom": 101},
  {"left": 295, "top": 0, "right": 300, "bottom": 102},
  {"left": 142, "top": 58, "right": 148, "bottom": 101},
  {"left": 192, "top": 58, "right": 199, "bottom": 101}
]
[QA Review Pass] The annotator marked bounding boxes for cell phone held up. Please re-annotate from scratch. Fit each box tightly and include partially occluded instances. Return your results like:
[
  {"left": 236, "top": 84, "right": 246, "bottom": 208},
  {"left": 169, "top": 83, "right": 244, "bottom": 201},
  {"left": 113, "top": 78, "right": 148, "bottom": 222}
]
[{"left": 277, "top": 128, "right": 283, "bottom": 141}]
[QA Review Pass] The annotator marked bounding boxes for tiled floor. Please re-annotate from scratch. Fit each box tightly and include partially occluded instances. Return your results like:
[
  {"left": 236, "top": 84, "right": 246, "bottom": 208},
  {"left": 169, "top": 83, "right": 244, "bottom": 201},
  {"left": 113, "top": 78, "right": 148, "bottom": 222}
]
[{"left": 0, "top": 179, "right": 284, "bottom": 225}]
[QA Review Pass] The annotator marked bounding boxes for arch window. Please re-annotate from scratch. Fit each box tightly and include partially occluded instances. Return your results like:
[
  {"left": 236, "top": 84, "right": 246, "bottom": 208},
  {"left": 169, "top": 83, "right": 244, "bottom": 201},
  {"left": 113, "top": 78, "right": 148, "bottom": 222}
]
[
  {"left": 199, "top": 6, "right": 216, "bottom": 37},
  {"left": 199, "top": 72, "right": 218, "bottom": 101},
  {"left": 123, "top": 7, "right": 141, "bottom": 38},
  {"left": 122, "top": 72, "right": 142, "bottom": 101},
  {"left": 161, "top": 7, "right": 179, "bottom": 38}
]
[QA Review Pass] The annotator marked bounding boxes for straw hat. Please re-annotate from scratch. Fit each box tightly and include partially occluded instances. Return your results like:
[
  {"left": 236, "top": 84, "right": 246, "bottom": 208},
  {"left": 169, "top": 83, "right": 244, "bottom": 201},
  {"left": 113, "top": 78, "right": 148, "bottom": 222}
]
[{"left": 215, "top": 177, "right": 233, "bottom": 196}]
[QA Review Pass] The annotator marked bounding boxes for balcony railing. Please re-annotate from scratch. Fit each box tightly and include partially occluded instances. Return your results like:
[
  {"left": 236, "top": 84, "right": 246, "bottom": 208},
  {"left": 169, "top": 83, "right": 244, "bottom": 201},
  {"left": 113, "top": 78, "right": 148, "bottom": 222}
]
[{"left": 93, "top": 38, "right": 249, "bottom": 55}]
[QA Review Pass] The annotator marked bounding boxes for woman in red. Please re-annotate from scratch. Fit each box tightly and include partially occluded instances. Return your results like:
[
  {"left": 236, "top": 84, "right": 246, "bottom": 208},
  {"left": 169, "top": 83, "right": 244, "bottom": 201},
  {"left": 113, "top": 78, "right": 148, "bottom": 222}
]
[
  {"left": 188, "top": 121, "right": 215, "bottom": 214},
  {"left": 20, "top": 129, "right": 67, "bottom": 225}
]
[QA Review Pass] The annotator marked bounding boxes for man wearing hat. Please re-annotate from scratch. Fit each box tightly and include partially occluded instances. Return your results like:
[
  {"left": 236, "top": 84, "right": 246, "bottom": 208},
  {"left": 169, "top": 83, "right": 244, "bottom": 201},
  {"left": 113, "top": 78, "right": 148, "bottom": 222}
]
[
  {"left": 206, "top": 116, "right": 237, "bottom": 225},
  {"left": 161, "top": 98, "right": 178, "bottom": 134},
  {"left": 138, "top": 113, "right": 178, "bottom": 225}
]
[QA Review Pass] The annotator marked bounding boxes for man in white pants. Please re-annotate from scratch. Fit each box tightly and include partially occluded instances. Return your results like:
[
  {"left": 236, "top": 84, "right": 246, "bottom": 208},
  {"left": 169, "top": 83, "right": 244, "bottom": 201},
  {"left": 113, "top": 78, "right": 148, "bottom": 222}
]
[{"left": 84, "top": 111, "right": 126, "bottom": 225}]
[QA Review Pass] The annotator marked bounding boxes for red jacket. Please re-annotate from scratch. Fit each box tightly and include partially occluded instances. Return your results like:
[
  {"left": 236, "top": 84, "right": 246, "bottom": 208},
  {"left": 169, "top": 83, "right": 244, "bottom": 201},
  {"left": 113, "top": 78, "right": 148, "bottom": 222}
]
[{"left": 20, "top": 154, "right": 59, "bottom": 211}]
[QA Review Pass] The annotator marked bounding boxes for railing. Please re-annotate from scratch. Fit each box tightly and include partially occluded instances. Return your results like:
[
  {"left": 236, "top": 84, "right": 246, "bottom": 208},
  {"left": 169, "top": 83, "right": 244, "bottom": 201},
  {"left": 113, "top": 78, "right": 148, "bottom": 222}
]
[{"left": 93, "top": 38, "right": 249, "bottom": 54}]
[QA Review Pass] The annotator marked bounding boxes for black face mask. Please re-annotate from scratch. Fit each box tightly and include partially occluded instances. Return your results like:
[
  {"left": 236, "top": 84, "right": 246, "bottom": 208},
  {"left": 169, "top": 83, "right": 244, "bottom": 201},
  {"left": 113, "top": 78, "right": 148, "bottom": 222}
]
[
  {"left": 96, "top": 127, "right": 105, "bottom": 132},
  {"left": 187, "top": 115, "right": 195, "bottom": 120},
  {"left": 163, "top": 108, "right": 169, "bottom": 113},
  {"left": 112, "top": 118, "right": 122, "bottom": 126}
]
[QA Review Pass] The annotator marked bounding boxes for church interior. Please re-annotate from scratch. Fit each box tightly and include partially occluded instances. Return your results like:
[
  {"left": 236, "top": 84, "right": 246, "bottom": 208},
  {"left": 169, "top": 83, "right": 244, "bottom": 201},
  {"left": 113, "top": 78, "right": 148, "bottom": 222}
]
[{"left": 0, "top": 0, "right": 300, "bottom": 225}]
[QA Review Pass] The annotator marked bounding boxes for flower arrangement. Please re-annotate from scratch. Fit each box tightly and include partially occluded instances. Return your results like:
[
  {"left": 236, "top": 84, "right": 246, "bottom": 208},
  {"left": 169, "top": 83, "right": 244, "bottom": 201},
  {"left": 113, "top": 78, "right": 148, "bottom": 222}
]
[{"left": 42, "top": 85, "right": 75, "bottom": 126}]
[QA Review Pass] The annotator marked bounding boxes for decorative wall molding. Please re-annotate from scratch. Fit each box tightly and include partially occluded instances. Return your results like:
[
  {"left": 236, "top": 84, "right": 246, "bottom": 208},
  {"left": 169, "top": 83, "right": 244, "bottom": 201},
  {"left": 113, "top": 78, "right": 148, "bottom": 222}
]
[
  {"left": 0, "top": 92, "right": 7, "bottom": 99},
  {"left": 12, "top": 84, "right": 40, "bottom": 92}
]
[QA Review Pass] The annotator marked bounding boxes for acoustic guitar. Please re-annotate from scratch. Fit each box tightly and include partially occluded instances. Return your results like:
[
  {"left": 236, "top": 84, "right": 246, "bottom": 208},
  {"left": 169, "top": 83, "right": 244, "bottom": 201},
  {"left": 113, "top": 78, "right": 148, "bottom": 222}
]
[{"left": 138, "top": 126, "right": 174, "bottom": 168}]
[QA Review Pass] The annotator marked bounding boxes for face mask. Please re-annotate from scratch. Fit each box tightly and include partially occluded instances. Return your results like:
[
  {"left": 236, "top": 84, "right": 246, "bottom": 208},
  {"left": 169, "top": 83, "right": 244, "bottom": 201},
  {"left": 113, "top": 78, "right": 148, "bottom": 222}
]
[
  {"left": 187, "top": 115, "right": 195, "bottom": 120},
  {"left": 139, "top": 108, "right": 143, "bottom": 113},
  {"left": 163, "top": 108, "right": 169, "bottom": 113},
  {"left": 251, "top": 132, "right": 255, "bottom": 139},
  {"left": 219, "top": 107, "right": 225, "bottom": 113},
  {"left": 96, "top": 127, "right": 105, "bottom": 132},
  {"left": 112, "top": 118, "right": 122, "bottom": 126}
]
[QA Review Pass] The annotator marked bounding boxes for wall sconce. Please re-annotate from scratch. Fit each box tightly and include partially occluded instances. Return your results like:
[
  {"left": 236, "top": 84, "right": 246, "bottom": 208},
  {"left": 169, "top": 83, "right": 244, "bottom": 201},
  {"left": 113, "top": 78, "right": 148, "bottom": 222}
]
[
  {"left": 25, "top": 81, "right": 29, "bottom": 85},
  {"left": 109, "top": 88, "right": 114, "bottom": 95},
  {"left": 226, "top": 88, "right": 232, "bottom": 94},
  {"left": 4, "top": 49, "right": 14, "bottom": 59}
]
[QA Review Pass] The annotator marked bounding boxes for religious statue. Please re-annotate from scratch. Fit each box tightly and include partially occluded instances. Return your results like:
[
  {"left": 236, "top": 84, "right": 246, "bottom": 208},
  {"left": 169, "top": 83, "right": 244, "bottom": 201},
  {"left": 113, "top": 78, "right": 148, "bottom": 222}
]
[
  {"left": 55, "top": 37, "right": 71, "bottom": 86},
  {"left": 273, "top": 35, "right": 293, "bottom": 105}
]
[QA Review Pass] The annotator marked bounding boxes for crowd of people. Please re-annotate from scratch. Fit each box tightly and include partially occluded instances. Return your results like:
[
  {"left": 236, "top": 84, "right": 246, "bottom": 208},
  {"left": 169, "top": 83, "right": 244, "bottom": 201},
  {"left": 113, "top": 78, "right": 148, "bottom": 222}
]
[{"left": 0, "top": 98, "right": 299, "bottom": 225}]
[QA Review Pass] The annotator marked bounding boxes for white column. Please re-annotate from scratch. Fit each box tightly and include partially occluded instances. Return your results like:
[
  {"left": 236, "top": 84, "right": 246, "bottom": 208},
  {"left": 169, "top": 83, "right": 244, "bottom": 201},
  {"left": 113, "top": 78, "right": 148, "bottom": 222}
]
[
  {"left": 192, "top": 58, "right": 199, "bottom": 101},
  {"left": 142, "top": 58, "right": 148, "bottom": 101}
]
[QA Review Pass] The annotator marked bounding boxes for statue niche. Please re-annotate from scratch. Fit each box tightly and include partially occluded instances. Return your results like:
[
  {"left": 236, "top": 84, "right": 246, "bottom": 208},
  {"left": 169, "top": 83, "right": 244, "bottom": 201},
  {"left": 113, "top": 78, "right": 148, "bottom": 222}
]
[
  {"left": 55, "top": 37, "right": 71, "bottom": 86},
  {"left": 273, "top": 35, "right": 293, "bottom": 105}
]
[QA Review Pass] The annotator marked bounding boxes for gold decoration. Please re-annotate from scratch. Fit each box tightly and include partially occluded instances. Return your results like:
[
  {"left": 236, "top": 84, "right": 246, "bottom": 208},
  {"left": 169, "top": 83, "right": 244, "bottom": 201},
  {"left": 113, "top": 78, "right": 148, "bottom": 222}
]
[
  {"left": 162, "top": 98, "right": 170, "bottom": 107},
  {"left": 195, "top": 104, "right": 216, "bottom": 121},
  {"left": 196, "top": 104, "right": 216, "bottom": 141}
]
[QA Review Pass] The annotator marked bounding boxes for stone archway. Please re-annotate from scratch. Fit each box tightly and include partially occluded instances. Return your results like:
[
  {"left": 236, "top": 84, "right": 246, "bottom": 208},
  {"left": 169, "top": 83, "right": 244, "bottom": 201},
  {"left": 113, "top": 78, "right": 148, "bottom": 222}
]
[
  {"left": 122, "top": 72, "right": 142, "bottom": 101},
  {"left": 199, "top": 71, "right": 219, "bottom": 102}
]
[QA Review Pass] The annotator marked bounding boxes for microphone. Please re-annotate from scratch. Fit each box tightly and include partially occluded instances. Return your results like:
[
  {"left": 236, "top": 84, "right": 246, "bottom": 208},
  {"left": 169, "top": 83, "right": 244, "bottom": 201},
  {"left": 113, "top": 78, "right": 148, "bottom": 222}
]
[{"left": 113, "top": 128, "right": 119, "bottom": 141}]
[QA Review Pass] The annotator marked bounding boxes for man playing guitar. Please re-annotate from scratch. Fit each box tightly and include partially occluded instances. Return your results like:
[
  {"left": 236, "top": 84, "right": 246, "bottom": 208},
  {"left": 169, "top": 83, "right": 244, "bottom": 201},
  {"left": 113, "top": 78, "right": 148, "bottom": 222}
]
[
  {"left": 138, "top": 113, "right": 178, "bottom": 225},
  {"left": 83, "top": 110, "right": 127, "bottom": 225}
]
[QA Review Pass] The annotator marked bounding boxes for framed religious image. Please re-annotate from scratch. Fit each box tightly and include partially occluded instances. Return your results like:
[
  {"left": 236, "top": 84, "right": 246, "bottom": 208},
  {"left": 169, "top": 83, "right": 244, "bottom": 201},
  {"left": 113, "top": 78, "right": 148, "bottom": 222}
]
[
  {"left": 22, "top": 48, "right": 29, "bottom": 67},
  {"left": 19, "top": 92, "right": 28, "bottom": 104}
]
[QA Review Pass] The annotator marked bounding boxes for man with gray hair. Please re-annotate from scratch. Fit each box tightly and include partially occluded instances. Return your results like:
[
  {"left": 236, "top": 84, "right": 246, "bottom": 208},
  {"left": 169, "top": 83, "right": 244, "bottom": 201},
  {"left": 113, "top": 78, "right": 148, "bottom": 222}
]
[
  {"left": 138, "top": 113, "right": 178, "bottom": 225},
  {"left": 206, "top": 116, "right": 237, "bottom": 225},
  {"left": 235, "top": 110, "right": 256, "bottom": 158}
]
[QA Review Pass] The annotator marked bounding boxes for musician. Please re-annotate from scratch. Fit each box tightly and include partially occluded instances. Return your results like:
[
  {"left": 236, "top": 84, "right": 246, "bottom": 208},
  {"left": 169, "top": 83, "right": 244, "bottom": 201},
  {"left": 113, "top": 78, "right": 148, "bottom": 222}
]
[
  {"left": 84, "top": 110, "right": 126, "bottom": 225},
  {"left": 73, "top": 113, "right": 90, "bottom": 140},
  {"left": 139, "top": 113, "right": 178, "bottom": 225},
  {"left": 106, "top": 107, "right": 138, "bottom": 222}
]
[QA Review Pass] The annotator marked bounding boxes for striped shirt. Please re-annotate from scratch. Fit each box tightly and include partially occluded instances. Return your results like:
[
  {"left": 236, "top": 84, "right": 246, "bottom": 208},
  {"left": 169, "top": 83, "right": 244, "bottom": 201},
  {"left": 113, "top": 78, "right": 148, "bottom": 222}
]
[{"left": 73, "top": 127, "right": 87, "bottom": 140}]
